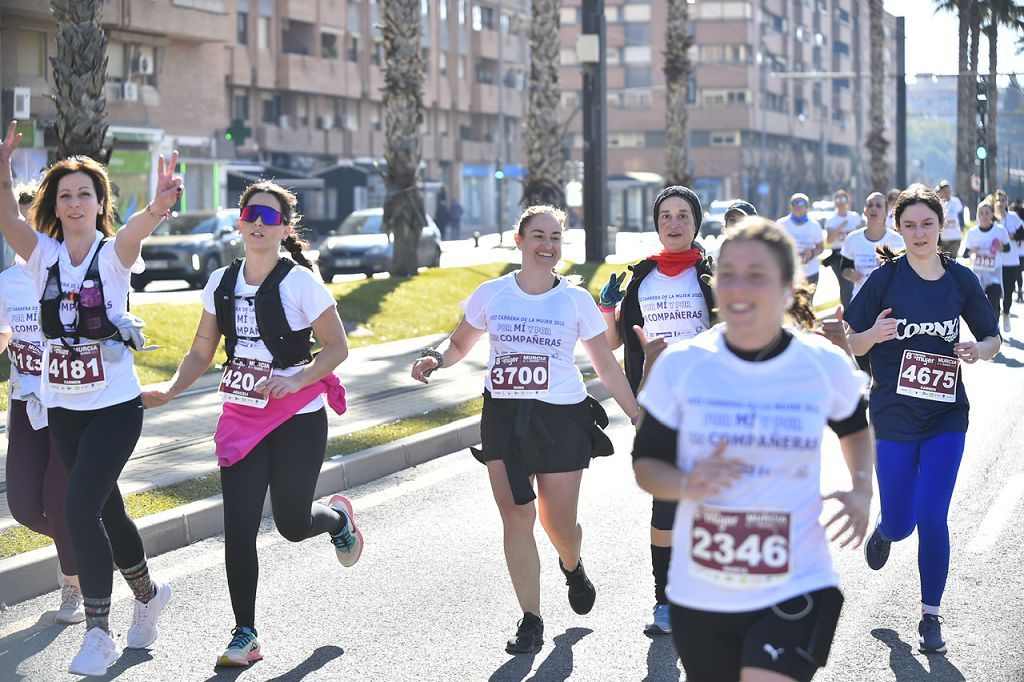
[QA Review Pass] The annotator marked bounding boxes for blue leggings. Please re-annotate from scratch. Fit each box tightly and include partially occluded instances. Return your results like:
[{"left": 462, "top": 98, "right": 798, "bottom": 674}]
[{"left": 875, "top": 432, "right": 966, "bottom": 607}]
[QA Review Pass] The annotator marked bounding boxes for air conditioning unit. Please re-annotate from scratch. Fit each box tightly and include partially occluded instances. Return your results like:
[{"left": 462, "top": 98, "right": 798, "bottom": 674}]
[
  {"left": 278, "top": 114, "right": 290, "bottom": 128},
  {"left": 341, "top": 115, "right": 357, "bottom": 131},
  {"left": 9, "top": 87, "right": 31, "bottom": 118},
  {"left": 122, "top": 82, "right": 139, "bottom": 102},
  {"left": 317, "top": 115, "right": 334, "bottom": 130},
  {"left": 136, "top": 54, "right": 154, "bottom": 75}
]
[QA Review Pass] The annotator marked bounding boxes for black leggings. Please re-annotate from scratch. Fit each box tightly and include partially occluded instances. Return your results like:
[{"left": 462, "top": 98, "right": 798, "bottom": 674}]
[
  {"left": 220, "top": 408, "right": 340, "bottom": 628},
  {"left": 984, "top": 283, "right": 1002, "bottom": 318},
  {"left": 48, "top": 396, "right": 146, "bottom": 599},
  {"left": 1003, "top": 266, "right": 1020, "bottom": 313}
]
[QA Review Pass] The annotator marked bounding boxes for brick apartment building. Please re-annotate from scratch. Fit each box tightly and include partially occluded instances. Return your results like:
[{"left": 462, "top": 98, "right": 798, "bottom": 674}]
[{"left": 558, "top": 0, "right": 899, "bottom": 227}]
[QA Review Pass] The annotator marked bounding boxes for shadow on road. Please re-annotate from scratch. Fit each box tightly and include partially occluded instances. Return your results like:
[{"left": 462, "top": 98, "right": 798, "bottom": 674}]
[
  {"left": 871, "top": 628, "right": 966, "bottom": 681},
  {"left": 201, "top": 645, "right": 343, "bottom": 681},
  {"left": 488, "top": 626, "right": 592, "bottom": 682},
  {"left": 95, "top": 647, "right": 154, "bottom": 680},
  {"left": 642, "top": 634, "right": 680, "bottom": 681},
  {"left": 0, "top": 613, "right": 62, "bottom": 680}
]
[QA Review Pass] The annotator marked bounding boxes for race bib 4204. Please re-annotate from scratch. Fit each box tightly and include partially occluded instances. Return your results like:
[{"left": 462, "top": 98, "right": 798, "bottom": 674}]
[
  {"left": 896, "top": 350, "right": 958, "bottom": 403},
  {"left": 690, "top": 506, "right": 792, "bottom": 589},
  {"left": 46, "top": 342, "right": 106, "bottom": 394},
  {"left": 219, "top": 357, "right": 272, "bottom": 408},
  {"left": 490, "top": 353, "right": 550, "bottom": 398}
]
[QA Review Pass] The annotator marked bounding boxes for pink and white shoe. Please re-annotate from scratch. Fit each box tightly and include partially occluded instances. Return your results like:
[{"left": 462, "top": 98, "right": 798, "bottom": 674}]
[
  {"left": 216, "top": 627, "right": 262, "bottom": 667},
  {"left": 327, "top": 495, "right": 363, "bottom": 567}
]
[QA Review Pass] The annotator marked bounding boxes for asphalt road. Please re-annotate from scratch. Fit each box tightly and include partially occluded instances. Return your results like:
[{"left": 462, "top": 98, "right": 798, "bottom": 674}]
[{"left": 1, "top": 335, "right": 1021, "bottom": 681}]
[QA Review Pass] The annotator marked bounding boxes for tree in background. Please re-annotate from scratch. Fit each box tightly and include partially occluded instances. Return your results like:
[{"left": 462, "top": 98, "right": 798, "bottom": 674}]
[
  {"left": 50, "top": 0, "right": 110, "bottom": 162},
  {"left": 867, "top": 0, "right": 890, "bottom": 192},
  {"left": 981, "top": 0, "right": 1024, "bottom": 186},
  {"left": 381, "top": 0, "right": 426, "bottom": 277},
  {"left": 663, "top": 0, "right": 693, "bottom": 187},
  {"left": 522, "top": 0, "right": 565, "bottom": 207}
]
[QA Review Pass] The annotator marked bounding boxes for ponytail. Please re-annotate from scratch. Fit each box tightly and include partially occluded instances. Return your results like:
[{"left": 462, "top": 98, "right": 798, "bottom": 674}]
[
  {"left": 282, "top": 233, "right": 313, "bottom": 269},
  {"left": 788, "top": 285, "right": 817, "bottom": 330}
]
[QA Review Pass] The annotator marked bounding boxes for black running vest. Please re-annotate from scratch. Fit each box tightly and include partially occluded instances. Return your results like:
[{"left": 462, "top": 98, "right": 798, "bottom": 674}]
[
  {"left": 213, "top": 258, "right": 315, "bottom": 369},
  {"left": 39, "top": 237, "right": 121, "bottom": 342}
]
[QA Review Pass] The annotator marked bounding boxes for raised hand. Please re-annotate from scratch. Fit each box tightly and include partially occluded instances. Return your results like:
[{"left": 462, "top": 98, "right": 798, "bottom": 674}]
[
  {"left": 150, "top": 150, "right": 184, "bottom": 215},
  {"left": 599, "top": 272, "right": 626, "bottom": 309},
  {"left": 0, "top": 121, "right": 23, "bottom": 179}
]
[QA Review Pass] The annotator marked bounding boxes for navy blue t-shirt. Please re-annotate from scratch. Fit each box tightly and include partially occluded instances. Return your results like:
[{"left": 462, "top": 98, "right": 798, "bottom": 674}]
[{"left": 844, "top": 256, "right": 999, "bottom": 441}]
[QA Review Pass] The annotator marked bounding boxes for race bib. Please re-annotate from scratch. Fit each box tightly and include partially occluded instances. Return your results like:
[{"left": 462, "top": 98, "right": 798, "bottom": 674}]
[
  {"left": 490, "top": 353, "right": 550, "bottom": 398},
  {"left": 896, "top": 350, "right": 958, "bottom": 403},
  {"left": 973, "top": 252, "right": 997, "bottom": 272},
  {"left": 219, "top": 357, "right": 272, "bottom": 408},
  {"left": 8, "top": 340, "right": 43, "bottom": 377},
  {"left": 690, "top": 506, "right": 792, "bottom": 589},
  {"left": 46, "top": 343, "right": 106, "bottom": 393}
]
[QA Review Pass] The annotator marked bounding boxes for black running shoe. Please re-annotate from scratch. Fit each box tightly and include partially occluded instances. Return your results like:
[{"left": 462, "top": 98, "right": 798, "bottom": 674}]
[
  {"left": 505, "top": 613, "right": 543, "bottom": 654},
  {"left": 864, "top": 524, "right": 891, "bottom": 571},
  {"left": 918, "top": 614, "right": 947, "bottom": 654},
  {"left": 559, "top": 558, "right": 596, "bottom": 615}
]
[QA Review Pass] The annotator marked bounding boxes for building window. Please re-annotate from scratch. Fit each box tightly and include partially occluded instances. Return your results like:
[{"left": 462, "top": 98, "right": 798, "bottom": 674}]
[
  {"left": 372, "top": 38, "right": 382, "bottom": 65},
  {"left": 623, "top": 23, "right": 651, "bottom": 45},
  {"left": 106, "top": 41, "right": 125, "bottom": 83},
  {"left": 623, "top": 46, "right": 651, "bottom": 63},
  {"left": 700, "top": 88, "right": 749, "bottom": 106},
  {"left": 559, "top": 7, "right": 578, "bottom": 24},
  {"left": 709, "top": 131, "right": 740, "bottom": 146},
  {"left": 321, "top": 32, "right": 339, "bottom": 59},
  {"left": 261, "top": 94, "right": 280, "bottom": 123},
  {"left": 698, "top": 44, "right": 750, "bottom": 63},
  {"left": 622, "top": 4, "right": 650, "bottom": 22},
  {"left": 472, "top": 5, "right": 495, "bottom": 31},
  {"left": 604, "top": 6, "right": 620, "bottom": 22},
  {"left": 232, "top": 88, "right": 249, "bottom": 120},
  {"left": 348, "top": 34, "right": 360, "bottom": 62},
  {"left": 237, "top": 11, "right": 248, "bottom": 44},
  {"left": 622, "top": 90, "right": 651, "bottom": 108},
  {"left": 257, "top": 17, "right": 270, "bottom": 48},
  {"left": 625, "top": 65, "right": 651, "bottom": 88},
  {"left": 608, "top": 132, "right": 645, "bottom": 148},
  {"left": 458, "top": 55, "right": 466, "bottom": 79},
  {"left": 834, "top": 41, "right": 851, "bottom": 58},
  {"left": 348, "top": 1, "right": 360, "bottom": 31},
  {"left": 422, "top": 47, "right": 430, "bottom": 73},
  {"left": 17, "top": 29, "right": 47, "bottom": 78},
  {"left": 439, "top": 0, "right": 448, "bottom": 21},
  {"left": 439, "top": 51, "right": 447, "bottom": 75},
  {"left": 693, "top": 2, "right": 753, "bottom": 20},
  {"left": 560, "top": 47, "right": 578, "bottom": 66}
]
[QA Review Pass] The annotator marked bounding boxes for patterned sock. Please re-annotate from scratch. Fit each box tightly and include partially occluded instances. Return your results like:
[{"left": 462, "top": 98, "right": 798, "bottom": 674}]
[
  {"left": 84, "top": 597, "right": 111, "bottom": 633},
  {"left": 120, "top": 559, "right": 156, "bottom": 603}
]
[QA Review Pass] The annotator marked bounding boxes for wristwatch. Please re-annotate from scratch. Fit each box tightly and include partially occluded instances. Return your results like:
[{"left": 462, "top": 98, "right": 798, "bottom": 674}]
[{"left": 419, "top": 347, "right": 444, "bottom": 376}]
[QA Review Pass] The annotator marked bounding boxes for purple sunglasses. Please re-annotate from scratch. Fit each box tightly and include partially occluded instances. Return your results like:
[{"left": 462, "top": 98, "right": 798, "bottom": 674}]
[{"left": 240, "top": 204, "right": 284, "bottom": 225}]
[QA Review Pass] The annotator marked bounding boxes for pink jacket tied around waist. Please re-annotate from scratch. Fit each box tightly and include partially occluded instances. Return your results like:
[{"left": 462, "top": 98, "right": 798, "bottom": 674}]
[{"left": 215, "top": 373, "right": 348, "bottom": 467}]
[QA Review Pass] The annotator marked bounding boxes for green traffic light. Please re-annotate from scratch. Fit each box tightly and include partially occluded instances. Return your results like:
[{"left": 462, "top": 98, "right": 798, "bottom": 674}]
[
  {"left": 494, "top": 170, "right": 505, "bottom": 180},
  {"left": 977, "top": 146, "right": 988, "bottom": 160},
  {"left": 225, "top": 132, "right": 233, "bottom": 140}
]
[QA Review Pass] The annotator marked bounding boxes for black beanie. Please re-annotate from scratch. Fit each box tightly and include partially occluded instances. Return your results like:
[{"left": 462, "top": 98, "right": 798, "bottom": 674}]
[{"left": 653, "top": 185, "right": 703, "bottom": 234}]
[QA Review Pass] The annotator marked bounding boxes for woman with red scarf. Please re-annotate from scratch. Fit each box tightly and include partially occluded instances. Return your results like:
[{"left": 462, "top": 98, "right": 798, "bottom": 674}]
[{"left": 599, "top": 185, "right": 719, "bottom": 635}]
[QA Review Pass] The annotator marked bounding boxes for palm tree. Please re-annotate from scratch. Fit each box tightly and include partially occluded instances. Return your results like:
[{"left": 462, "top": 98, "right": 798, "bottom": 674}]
[
  {"left": 937, "top": 0, "right": 980, "bottom": 199},
  {"left": 522, "top": 0, "right": 564, "bottom": 207},
  {"left": 50, "top": 0, "right": 110, "bottom": 162},
  {"left": 381, "top": 0, "right": 425, "bottom": 277},
  {"left": 981, "top": 0, "right": 1024, "bottom": 186},
  {"left": 663, "top": 0, "right": 693, "bottom": 187},
  {"left": 867, "top": 0, "right": 889, "bottom": 192}
]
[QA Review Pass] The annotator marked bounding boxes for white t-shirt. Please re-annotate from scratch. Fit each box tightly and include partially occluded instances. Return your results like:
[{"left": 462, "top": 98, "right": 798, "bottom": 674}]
[
  {"left": 638, "top": 326, "right": 868, "bottom": 612},
  {"left": 461, "top": 272, "right": 606, "bottom": 405},
  {"left": 840, "top": 228, "right": 906, "bottom": 300},
  {"left": 963, "top": 225, "right": 1010, "bottom": 275},
  {"left": 885, "top": 213, "right": 895, "bottom": 230},
  {"left": 0, "top": 262, "right": 44, "bottom": 400},
  {"left": 941, "top": 197, "right": 965, "bottom": 242},
  {"left": 201, "top": 260, "right": 337, "bottom": 414},
  {"left": 778, "top": 215, "right": 823, "bottom": 277},
  {"left": 25, "top": 232, "right": 144, "bottom": 410},
  {"left": 1000, "top": 212, "right": 1023, "bottom": 263},
  {"left": 637, "top": 268, "right": 710, "bottom": 344},
  {"left": 824, "top": 211, "right": 862, "bottom": 250}
]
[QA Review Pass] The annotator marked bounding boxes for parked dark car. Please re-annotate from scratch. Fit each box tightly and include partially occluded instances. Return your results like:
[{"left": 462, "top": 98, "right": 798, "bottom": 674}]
[
  {"left": 318, "top": 208, "right": 442, "bottom": 281},
  {"left": 133, "top": 210, "right": 244, "bottom": 290}
]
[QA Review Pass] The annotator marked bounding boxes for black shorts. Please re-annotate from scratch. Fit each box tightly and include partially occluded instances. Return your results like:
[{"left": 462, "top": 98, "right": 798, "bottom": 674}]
[
  {"left": 652, "top": 498, "right": 677, "bottom": 531},
  {"left": 670, "top": 587, "right": 843, "bottom": 682}
]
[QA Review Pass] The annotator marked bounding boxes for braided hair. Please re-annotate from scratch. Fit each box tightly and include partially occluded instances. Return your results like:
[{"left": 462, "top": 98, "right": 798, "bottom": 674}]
[{"left": 237, "top": 180, "right": 313, "bottom": 270}]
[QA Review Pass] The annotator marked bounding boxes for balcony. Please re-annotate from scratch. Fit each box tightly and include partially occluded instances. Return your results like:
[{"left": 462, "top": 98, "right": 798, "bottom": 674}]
[
  {"left": 690, "top": 105, "right": 752, "bottom": 130},
  {"left": 278, "top": 53, "right": 350, "bottom": 95},
  {"left": 101, "top": 0, "right": 232, "bottom": 43},
  {"left": 458, "top": 139, "right": 496, "bottom": 164},
  {"left": 472, "top": 83, "right": 500, "bottom": 115}
]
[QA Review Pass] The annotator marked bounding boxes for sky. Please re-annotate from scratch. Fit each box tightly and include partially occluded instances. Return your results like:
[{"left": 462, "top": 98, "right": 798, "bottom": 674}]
[{"left": 884, "top": 0, "right": 1024, "bottom": 83}]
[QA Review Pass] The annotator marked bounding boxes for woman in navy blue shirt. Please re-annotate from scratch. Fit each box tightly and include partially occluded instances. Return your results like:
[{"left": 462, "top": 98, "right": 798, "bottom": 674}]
[{"left": 844, "top": 184, "right": 1000, "bottom": 655}]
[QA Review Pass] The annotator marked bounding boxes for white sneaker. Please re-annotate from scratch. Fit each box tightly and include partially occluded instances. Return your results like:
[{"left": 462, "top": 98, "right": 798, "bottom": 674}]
[
  {"left": 68, "top": 627, "right": 121, "bottom": 676},
  {"left": 1003, "top": 314, "right": 1011, "bottom": 333},
  {"left": 328, "top": 495, "right": 364, "bottom": 567},
  {"left": 126, "top": 581, "right": 172, "bottom": 649},
  {"left": 55, "top": 581, "right": 86, "bottom": 625}
]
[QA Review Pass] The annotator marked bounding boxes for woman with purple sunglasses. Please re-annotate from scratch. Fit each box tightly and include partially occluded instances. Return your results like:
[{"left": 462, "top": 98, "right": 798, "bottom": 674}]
[{"left": 144, "top": 181, "right": 358, "bottom": 667}]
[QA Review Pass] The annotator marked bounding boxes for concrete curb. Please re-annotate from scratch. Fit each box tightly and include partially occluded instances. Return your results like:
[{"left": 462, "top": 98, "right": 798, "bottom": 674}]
[{"left": 0, "top": 379, "right": 612, "bottom": 608}]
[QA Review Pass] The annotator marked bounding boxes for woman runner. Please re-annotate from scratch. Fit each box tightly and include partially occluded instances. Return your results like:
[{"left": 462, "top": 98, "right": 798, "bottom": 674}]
[
  {"left": 597, "top": 185, "right": 716, "bottom": 635},
  {"left": 992, "top": 189, "right": 1022, "bottom": 332},
  {"left": 961, "top": 199, "right": 1010, "bottom": 319},
  {"left": 143, "top": 181, "right": 359, "bottom": 667},
  {"left": 633, "top": 217, "right": 874, "bottom": 682},
  {"left": 410, "top": 205, "right": 641, "bottom": 655},
  {"left": 845, "top": 184, "right": 1001, "bottom": 655},
  {"left": 0, "top": 121, "right": 177, "bottom": 677},
  {"left": 0, "top": 183, "right": 82, "bottom": 624}
]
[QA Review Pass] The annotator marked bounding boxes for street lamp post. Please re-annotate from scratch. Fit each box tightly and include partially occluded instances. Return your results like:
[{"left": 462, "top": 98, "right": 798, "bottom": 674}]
[{"left": 580, "top": 0, "right": 608, "bottom": 262}]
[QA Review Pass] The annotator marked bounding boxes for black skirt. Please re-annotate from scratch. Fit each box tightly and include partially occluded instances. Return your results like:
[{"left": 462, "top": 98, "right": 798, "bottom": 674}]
[{"left": 471, "top": 390, "right": 614, "bottom": 505}]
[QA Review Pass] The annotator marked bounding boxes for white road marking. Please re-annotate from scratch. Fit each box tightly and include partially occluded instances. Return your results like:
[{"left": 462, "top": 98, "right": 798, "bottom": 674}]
[{"left": 968, "top": 472, "right": 1024, "bottom": 553}]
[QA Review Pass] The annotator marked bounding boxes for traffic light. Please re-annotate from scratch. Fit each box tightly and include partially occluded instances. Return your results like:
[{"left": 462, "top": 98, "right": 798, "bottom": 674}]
[
  {"left": 224, "top": 118, "right": 252, "bottom": 147},
  {"left": 977, "top": 144, "right": 988, "bottom": 160},
  {"left": 494, "top": 168, "right": 505, "bottom": 181},
  {"left": 977, "top": 126, "right": 988, "bottom": 160}
]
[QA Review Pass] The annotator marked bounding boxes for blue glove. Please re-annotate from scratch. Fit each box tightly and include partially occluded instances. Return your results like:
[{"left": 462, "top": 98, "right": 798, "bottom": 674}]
[{"left": 599, "top": 272, "right": 626, "bottom": 308}]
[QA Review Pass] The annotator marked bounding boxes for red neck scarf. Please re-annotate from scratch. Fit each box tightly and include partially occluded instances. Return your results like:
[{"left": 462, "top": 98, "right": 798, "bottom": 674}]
[{"left": 649, "top": 248, "right": 702, "bottom": 277}]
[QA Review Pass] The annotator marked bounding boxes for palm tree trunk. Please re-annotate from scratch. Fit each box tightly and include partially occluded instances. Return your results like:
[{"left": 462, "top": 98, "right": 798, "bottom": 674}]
[
  {"left": 522, "top": 0, "right": 564, "bottom": 207},
  {"left": 381, "top": 0, "right": 425, "bottom": 277},
  {"left": 987, "top": 21, "right": 998, "bottom": 188},
  {"left": 50, "top": 0, "right": 110, "bottom": 162},
  {"left": 663, "top": 0, "right": 692, "bottom": 187},
  {"left": 867, "top": 0, "right": 889, "bottom": 192},
  {"left": 955, "top": 0, "right": 973, "bottom": 201}
]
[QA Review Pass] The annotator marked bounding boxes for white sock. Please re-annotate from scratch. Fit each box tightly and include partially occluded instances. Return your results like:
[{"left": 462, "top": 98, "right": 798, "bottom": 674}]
[{"left": 921, "top": 603, "right": 941, "bottom": 617}]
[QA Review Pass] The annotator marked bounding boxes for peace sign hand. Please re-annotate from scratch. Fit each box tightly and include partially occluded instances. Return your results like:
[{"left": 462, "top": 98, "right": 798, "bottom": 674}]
[
  {"left": 150, "top": 150, "right": 183, "bottom": 215},
  {"left": 1, "top": 121, "right": 24, "bottom": 178}
]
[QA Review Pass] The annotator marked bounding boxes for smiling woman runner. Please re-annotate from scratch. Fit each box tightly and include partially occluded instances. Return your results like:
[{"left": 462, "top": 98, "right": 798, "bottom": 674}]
[
  {"left": 411, "top": 205, "right": 641, "bottom": 655},
  {"left": 0, "top": 121, "right": 178, "bottom": 677},
  {"left": 597, "top": 185, "right": 717, "bottom": 635},
  {"left": 143, "top": 181, "right": 357, "bottom": 668},
  {"left": 845, "top": 184, "right": 1001, "bottom": 655},
  {"left": 633, "top": 217, "right": 874, "bottom": 682}
]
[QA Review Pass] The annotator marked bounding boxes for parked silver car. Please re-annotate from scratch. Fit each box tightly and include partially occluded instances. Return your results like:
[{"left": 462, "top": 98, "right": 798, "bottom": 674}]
[
  {"left": 318, "top": 208, "right": 442, "bottom": 281},
  {"left": 133, "top": 210, "right": 244, "bottom": 290}
]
